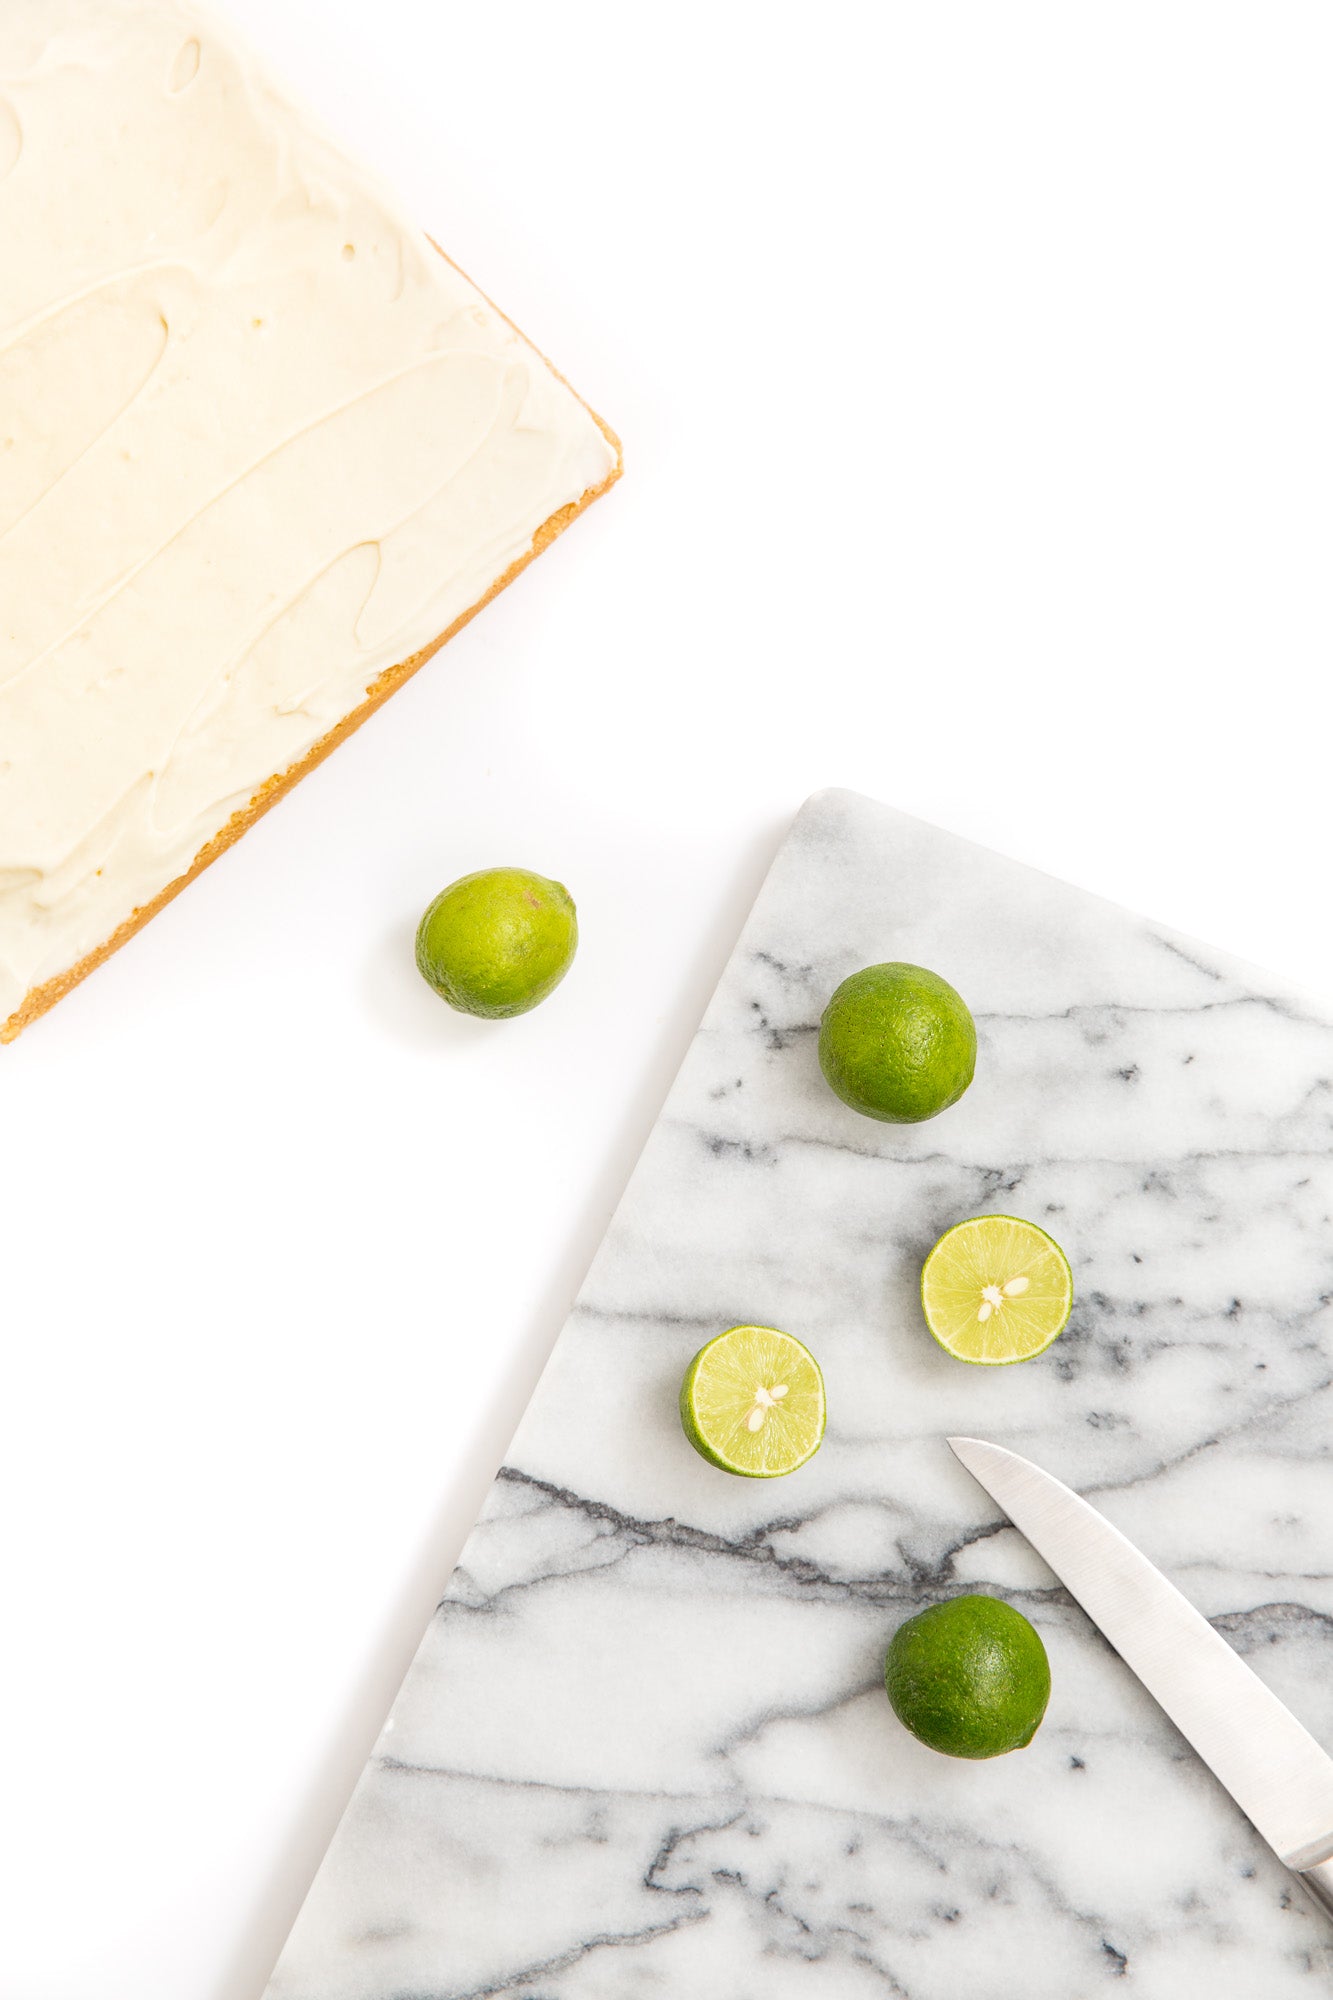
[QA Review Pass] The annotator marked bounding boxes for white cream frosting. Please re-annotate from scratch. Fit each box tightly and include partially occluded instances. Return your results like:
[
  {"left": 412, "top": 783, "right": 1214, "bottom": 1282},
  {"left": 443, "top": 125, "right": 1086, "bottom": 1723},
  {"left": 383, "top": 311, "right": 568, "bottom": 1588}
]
[{"left": 0, "top": 0, "right": 618, "bottom": 1025}]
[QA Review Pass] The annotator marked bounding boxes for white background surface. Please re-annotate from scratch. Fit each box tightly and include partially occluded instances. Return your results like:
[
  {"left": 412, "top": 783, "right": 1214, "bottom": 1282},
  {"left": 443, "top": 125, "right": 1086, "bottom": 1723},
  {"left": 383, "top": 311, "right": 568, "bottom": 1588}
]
[{"left": 4, "top": 4, "right": 1333, "bottom": 1996}]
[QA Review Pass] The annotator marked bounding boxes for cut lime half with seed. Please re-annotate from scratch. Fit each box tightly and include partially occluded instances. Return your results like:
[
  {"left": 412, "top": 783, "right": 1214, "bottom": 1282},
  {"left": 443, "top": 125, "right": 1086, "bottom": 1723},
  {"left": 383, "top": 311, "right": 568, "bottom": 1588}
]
[
  {"left": 921, "top": 1215, "right": 1072, "bottom": 1365},
  {"left": 679, "top": 1325, "right": 826, "bottom": 1477}
]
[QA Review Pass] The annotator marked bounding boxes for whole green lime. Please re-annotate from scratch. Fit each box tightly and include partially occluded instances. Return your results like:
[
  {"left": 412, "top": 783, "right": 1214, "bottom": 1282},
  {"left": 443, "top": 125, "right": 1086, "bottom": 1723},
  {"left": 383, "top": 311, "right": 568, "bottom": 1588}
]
[
  {"left": 415, "top": 867, "right": 577, "bottom": 1018},
  {"left": 818, "top": 962, "right": 975, "bottom": 1122},
  {"left": 884, "top": 1594, "right": 1050, "bottom": 1759}
]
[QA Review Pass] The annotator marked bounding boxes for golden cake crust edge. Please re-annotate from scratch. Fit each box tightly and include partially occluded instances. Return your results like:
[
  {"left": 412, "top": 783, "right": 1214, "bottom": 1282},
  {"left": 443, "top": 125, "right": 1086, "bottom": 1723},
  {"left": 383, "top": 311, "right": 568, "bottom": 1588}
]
[{"left": 1, "top": 247, "right": 621, "bottom": 1044}]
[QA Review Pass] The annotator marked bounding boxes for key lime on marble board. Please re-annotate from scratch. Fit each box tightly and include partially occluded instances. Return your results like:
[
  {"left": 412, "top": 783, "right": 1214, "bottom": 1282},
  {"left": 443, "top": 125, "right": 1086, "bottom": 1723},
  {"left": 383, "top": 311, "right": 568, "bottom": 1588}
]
[
  {"left": 921, "top": 1215, "right": 1073, "bottom": 1365},
  {"left": 818, "top": 962, "right": 976, "bottom": 1123},
  {"left": 885, "top": 1594, "right": 1051, "bottom": 1758},
  {"left": 679, "top": 1325, "right": 826, "bottom": 1477},
  {"left": 415, "top": 866, "right": 577, "bottom": 1018}
]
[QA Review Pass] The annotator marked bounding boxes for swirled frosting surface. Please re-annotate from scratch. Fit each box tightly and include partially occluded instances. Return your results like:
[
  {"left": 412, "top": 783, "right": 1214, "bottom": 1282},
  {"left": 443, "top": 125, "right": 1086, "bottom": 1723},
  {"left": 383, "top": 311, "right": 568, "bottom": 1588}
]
[{"left": 0, "top": 0, "right": 617, "bottom": 1021}]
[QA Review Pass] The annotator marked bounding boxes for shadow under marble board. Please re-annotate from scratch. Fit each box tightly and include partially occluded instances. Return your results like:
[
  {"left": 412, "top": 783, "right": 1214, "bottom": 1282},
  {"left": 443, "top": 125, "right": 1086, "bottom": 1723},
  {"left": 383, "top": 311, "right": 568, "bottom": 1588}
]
[{"left": 264, "top": 789, "right": 1333, "bottom": 1999}]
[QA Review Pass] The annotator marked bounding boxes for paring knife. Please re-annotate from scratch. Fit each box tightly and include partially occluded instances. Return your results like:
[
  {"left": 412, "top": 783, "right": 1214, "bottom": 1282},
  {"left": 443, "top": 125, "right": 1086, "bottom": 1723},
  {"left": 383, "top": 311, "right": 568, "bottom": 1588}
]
[{"left": 948, "top": 1435, "right": 1333, "bottom": 1919}]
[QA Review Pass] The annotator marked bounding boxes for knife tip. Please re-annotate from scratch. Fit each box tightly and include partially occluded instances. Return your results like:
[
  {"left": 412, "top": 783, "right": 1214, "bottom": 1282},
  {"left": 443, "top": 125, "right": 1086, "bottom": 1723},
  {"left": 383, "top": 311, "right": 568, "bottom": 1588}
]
[{"left": 947, "top": 1435, "right": 1003, "bottom": 1475}]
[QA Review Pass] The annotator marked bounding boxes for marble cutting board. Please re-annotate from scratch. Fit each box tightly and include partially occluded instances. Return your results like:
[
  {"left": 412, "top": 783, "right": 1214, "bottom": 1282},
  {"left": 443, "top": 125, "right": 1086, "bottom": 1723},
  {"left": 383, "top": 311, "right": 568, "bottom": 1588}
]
[{"left": 264, "top": 789, "right": 1333, "bottom": 1999}]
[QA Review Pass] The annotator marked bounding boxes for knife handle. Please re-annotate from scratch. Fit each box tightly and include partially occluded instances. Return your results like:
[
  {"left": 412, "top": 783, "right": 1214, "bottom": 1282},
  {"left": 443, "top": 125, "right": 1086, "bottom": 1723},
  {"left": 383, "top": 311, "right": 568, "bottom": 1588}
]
[{"left": 1295, "top": 1858, "right": 1333, "bottom": 1919}]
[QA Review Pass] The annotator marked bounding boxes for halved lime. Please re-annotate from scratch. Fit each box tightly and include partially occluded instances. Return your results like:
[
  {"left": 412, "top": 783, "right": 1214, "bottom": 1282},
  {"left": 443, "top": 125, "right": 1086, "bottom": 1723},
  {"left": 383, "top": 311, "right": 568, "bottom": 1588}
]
[
  {"left": 921, "top": 1215, "right": 1072, "bottom": 1365},
  {"left": 679, "top": 1325, "right": 826, "bottom": 1477}
]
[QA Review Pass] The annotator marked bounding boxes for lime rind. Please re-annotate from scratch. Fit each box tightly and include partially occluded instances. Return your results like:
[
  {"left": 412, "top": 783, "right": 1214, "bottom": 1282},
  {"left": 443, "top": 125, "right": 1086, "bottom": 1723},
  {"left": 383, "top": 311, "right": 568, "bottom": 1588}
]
[
  {"left": 680, "top": 1325, "right": 826, "bottom": 1478},
  {"left": 920, "top": 1214, "right": 1072, "bottom": 1366}
]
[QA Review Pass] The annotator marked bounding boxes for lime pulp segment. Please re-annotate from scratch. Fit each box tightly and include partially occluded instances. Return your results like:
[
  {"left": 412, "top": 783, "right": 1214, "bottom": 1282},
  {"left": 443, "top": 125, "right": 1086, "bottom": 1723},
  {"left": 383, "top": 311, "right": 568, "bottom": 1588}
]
[
  {"left": 921, "top": 1215, "right": 1072, "bottom": 1365},
  {"left": 679, "top": 1325, "right": 826, "bottom": 1477}
]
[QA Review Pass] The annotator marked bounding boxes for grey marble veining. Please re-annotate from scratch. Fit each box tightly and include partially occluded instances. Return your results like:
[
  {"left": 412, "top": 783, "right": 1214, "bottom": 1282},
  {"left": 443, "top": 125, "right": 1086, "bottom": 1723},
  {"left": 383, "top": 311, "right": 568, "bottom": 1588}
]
[{"left": 264, "top": 790, "right": 1333, "bottom": 1998}]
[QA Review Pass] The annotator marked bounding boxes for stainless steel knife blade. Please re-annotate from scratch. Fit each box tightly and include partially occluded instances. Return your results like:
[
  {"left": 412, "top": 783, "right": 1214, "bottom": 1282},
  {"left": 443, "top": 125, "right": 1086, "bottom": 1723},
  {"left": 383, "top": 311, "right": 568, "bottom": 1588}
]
[{"left": 948, "top": 1435, "right": 1333, "bottom": 1914}]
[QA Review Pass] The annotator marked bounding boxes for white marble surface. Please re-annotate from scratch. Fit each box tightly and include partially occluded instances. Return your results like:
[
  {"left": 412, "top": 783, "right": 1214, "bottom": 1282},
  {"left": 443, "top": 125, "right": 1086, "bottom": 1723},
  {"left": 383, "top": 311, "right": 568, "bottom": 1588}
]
[{"left": 263, "top": 790, "right": 1333, "bottom": 1997}]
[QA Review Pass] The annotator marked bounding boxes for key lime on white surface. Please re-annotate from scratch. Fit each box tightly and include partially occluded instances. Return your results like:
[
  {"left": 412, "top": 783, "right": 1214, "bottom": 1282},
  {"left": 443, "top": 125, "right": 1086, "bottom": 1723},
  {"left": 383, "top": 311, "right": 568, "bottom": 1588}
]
[
  {"left": 679, "top": 1325, "right": 826, "bottom": 1476},
  {"left": 921, "top": 1215, "right": 1073, "bottom": 1364},
  {"left": 415, "top": 866, "right": 577, "bottom": 1018}
]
